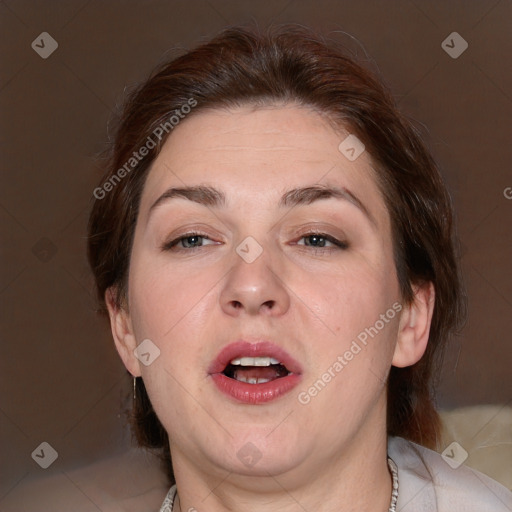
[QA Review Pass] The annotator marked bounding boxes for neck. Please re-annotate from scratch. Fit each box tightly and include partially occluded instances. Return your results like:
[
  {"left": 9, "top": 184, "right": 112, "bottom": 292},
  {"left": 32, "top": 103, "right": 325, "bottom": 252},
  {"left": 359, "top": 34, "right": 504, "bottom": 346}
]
[{"left": 170, "top": 402, "right": 393, "bottom": 512}]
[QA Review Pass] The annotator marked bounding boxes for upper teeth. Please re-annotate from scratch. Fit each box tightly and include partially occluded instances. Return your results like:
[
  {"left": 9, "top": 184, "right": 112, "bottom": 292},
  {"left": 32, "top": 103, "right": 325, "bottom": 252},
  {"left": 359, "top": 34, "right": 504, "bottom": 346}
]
[{"left": 230, "top": 356, "right": 281, "bottom": 366}]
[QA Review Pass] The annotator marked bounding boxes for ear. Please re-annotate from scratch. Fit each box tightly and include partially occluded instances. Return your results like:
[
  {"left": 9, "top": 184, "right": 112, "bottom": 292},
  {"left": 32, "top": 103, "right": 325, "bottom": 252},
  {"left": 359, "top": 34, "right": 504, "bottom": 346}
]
[
  {"left": 105, "top": 287, "right": 141, "bottom": 377},
  {"left": 392, "top": 282, "right": 435, "bottom": 368}
]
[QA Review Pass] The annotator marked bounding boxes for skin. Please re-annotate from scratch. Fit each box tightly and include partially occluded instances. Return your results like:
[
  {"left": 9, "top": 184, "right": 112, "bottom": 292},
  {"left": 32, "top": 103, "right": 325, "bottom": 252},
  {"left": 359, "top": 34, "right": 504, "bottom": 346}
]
[{"left": 107, "top": 104, "right": 435, "bottom": 512}]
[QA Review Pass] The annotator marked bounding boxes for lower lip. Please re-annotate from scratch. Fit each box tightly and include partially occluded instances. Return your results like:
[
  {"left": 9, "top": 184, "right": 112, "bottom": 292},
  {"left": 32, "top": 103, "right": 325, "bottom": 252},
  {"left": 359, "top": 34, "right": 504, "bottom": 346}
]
[{"left": 210, "top": 373, "right": 302, "bottom": 404}]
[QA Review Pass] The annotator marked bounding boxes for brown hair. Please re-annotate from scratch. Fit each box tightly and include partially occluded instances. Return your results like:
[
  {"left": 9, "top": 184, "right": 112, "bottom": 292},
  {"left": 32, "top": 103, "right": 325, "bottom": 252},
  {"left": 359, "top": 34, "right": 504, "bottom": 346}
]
[{"left": 87, "top": 25, "right": 466, "bottom": 484}]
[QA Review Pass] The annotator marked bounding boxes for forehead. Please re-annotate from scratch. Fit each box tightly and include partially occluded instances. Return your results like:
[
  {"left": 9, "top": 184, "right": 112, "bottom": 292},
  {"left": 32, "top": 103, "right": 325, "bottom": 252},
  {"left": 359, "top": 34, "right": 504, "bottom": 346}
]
[{"left": 139, "top": 105, "right": 388, "bottom": 223}]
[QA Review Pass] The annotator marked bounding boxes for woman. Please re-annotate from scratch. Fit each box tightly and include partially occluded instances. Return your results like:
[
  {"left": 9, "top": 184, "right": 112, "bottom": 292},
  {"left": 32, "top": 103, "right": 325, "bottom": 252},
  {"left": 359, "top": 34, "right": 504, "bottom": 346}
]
[{"left": 87, "top": 26, "right": 512, "bottom": 511}]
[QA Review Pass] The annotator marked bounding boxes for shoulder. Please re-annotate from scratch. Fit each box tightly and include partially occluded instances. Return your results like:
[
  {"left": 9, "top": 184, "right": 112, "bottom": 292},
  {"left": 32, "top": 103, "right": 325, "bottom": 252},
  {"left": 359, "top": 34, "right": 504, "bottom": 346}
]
[{"left": 388, "top": 436, "right": 512, "bottom": 512}]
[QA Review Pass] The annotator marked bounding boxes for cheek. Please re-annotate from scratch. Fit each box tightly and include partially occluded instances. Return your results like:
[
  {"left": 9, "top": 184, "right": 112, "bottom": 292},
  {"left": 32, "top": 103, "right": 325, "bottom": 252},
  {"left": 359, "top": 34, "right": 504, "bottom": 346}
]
[
  {"left": 127, "top": 254, "right": 217, "bottom": 411},
  {"left": 294, "top": 253, "right": 399, "bottom": 339},
  {"left": 128, "top": 248, "right": 221, "bottom": 342}
]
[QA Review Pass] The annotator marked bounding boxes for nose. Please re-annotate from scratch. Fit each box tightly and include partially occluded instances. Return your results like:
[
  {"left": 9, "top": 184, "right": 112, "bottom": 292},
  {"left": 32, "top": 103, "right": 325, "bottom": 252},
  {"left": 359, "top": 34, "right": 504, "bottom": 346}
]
[{"left": 219, "top": 244, "right": 291, "bottom": 317}]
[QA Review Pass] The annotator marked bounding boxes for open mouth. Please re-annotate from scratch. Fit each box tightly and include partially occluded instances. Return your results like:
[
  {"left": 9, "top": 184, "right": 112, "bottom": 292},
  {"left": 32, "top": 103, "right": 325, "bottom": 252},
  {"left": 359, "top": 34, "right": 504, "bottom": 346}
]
[
  {"left": 222, "top": 356, "right": 291, "bottom": 384},
  {"left": 209, "top": 341, "right": 302, "bottom": 404}
]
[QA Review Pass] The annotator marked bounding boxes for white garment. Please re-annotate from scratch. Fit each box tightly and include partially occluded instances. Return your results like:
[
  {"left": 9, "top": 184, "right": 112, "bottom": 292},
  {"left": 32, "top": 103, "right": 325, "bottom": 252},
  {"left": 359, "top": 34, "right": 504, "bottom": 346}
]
[{"left": 159, "top": 436, "right": 512, "bottom": 511}]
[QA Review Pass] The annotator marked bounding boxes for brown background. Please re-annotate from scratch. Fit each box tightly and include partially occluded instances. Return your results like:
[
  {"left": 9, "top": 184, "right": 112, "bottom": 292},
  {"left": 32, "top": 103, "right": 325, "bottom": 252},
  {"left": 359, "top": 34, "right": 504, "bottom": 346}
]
[{"left": 1, "top": 0, "right": 511, "bottom": 502}]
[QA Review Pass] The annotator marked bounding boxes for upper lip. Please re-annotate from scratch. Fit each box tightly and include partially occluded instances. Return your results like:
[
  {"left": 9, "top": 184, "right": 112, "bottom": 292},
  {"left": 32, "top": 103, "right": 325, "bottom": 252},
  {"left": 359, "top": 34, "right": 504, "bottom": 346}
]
[{"left": 208, "top": 340, "right": 303, "bottom": 375}]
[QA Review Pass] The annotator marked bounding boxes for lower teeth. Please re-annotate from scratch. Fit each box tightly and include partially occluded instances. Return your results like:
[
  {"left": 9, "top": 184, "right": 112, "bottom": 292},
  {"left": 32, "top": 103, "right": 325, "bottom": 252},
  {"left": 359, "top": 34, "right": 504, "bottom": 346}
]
[{"left": 236, "top": 376, "right": 271, "bottom": 384}]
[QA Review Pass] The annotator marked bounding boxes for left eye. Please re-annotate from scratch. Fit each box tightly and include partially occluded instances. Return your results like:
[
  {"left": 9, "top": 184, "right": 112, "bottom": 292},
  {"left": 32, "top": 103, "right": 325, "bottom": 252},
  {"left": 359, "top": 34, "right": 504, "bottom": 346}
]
[{"left": 297, "top": 233, "right": 348, "bottom": 249}]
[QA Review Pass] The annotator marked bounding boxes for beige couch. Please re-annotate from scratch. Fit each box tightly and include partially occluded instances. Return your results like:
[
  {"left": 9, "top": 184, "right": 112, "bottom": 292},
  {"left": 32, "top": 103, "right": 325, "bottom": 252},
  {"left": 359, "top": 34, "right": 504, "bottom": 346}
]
[{"left": 439, "top": 404, "right": 512, "bottom": 491}]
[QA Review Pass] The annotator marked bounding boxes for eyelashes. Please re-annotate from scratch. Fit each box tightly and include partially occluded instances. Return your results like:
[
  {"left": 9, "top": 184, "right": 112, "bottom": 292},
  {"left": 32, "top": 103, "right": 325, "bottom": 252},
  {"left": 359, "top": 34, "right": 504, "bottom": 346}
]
[{"left": 161, "top": 231, "right": 349, "bottom": 254}]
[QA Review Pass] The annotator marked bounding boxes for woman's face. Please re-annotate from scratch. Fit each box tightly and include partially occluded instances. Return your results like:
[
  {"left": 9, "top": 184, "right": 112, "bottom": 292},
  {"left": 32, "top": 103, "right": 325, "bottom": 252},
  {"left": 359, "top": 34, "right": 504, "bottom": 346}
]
[{"left": 117, "top": 105, "right": 406, "bottom": 480}]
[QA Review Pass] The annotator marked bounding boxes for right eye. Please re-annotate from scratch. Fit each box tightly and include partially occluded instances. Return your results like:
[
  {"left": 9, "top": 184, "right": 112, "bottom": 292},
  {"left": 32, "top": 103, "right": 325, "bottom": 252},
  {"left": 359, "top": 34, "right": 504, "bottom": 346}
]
[{"left": 162, "top": 232, "right": 217, "bottom": 252}]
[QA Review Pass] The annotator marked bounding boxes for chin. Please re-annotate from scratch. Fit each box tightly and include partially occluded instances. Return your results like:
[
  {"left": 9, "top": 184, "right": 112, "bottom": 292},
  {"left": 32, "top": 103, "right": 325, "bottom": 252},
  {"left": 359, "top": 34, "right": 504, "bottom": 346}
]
[{"left": 209, "top": 429, "right": 306, "bottom": 477}]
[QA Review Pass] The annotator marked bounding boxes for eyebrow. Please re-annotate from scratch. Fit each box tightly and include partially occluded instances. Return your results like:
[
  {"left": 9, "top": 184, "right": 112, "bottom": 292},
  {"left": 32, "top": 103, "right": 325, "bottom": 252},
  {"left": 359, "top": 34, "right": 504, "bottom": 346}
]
[{"left": 148, "top": 184, "right": 376, "bottom": 226}]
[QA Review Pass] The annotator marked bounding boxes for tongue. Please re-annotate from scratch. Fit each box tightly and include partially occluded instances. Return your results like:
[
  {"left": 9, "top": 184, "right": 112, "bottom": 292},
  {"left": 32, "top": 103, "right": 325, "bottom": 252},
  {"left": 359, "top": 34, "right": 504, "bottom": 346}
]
[{"left": 234, "top": 366, "right": 286, "bottom": 381}]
